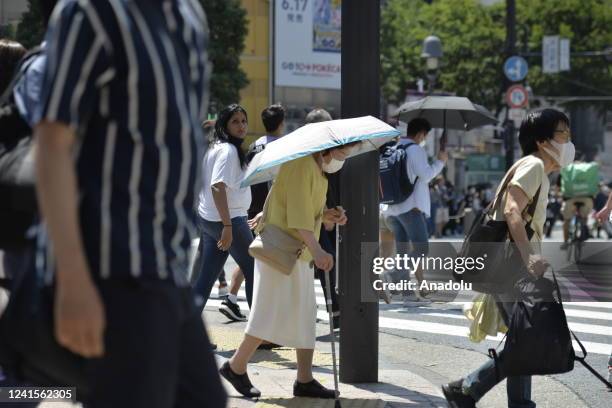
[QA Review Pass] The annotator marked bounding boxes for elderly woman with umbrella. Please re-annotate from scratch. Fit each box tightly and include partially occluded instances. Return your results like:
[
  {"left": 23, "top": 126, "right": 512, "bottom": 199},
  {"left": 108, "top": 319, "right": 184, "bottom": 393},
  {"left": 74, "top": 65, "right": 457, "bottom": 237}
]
[{"left": 219, "top": 116, "right": 399, "bottom": 400}]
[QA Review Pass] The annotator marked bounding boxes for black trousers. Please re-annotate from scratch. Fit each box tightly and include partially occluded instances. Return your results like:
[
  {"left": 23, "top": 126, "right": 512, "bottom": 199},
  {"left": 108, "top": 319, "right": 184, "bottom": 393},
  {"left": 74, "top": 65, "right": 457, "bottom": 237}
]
[
  {"left": 1, "top": 246, "right": 226, "bottom": 408},
  {"left": 84, "top": 279, "right": 227, "bottom": 408}
]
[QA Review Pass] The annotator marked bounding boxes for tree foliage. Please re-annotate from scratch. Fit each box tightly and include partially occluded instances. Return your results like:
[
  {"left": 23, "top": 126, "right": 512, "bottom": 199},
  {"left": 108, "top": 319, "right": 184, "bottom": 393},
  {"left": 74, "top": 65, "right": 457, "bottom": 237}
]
[
  {"left": 14, "top": 0, "right": 250, "bottom": 114},
  {"left": 515, "top": 0, "right": 612, "bottom": 102},
  {"left": 200, "top": 0, "right": 249, "bottom": 113},
  {"left": 15, "top": 0, "right": 45, "bottom": 49},
  {"left": 381, "top": 0, "right": 612, "bottom": 112}
]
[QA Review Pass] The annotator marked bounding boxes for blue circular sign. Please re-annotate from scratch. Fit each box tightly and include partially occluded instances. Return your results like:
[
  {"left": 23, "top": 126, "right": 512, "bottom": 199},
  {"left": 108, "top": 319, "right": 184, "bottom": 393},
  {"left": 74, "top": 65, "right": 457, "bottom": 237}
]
[{"left": 504, "top": 56, "right": 528, "bottom": 82}]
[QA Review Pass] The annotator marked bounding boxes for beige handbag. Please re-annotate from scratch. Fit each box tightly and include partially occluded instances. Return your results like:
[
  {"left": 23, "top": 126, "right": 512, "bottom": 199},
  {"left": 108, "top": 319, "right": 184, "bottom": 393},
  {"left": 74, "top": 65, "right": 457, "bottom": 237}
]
[{"left": 248, "top": 184, "right": 306, "bottom": 275}]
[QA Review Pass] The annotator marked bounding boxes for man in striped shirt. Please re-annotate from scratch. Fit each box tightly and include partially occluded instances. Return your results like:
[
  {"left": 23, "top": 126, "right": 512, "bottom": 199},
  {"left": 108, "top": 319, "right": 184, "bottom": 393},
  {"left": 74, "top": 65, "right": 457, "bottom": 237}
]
[{"left": 34, "top": 1, "right": 225, "bottom": 406}]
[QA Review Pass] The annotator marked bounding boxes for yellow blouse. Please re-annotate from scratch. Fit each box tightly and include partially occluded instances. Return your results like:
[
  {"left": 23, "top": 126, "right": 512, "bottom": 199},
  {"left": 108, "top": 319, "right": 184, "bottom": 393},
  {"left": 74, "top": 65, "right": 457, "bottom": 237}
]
[{"left": 265, "top": 155, "right": 328, "bottom": 261}]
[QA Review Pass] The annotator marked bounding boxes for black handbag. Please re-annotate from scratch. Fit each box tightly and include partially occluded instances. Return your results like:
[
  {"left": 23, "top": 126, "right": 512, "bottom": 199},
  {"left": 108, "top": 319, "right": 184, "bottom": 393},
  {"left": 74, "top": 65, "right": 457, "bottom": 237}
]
[
  {"left": 0, "top": 47, "right": 41, "bottom": 250},
  {"left": 489, "top": 270, "right": 612, "bottom": 390},
  {"left": 454, "top": 165, "right": 541, "bottom": 294}
]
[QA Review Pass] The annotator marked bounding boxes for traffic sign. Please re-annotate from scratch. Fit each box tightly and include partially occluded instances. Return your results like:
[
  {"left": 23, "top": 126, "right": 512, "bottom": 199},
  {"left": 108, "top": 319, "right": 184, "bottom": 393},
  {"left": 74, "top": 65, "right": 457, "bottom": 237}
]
[
  {"left": 504, "top": 56, "right": 528, "bottom": 82},
  {"left": 508, "top": 108, "right": 527, "bottom": 127},
  {"left": 506, "top": 85, "right": 529, "bottom": 109}
]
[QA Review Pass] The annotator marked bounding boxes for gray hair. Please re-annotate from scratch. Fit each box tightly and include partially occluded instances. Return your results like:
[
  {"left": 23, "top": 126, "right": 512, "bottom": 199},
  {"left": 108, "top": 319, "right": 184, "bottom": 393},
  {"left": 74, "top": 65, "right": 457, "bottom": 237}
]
[{"left": 305, "top": 108, "right": 332, "bottom": 124}]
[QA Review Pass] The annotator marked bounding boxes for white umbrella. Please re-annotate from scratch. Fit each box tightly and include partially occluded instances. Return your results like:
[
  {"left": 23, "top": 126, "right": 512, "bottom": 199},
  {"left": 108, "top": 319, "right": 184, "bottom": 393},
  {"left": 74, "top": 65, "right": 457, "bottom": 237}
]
[{"left": 240, "top": 115, "right": 399, "bottom": 187}]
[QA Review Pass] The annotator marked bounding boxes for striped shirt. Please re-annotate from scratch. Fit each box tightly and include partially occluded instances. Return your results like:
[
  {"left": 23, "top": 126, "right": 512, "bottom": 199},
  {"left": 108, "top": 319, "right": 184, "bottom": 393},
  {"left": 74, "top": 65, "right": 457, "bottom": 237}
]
[{"left": 37, "top": 0, "right": 210, "bottom": 286}]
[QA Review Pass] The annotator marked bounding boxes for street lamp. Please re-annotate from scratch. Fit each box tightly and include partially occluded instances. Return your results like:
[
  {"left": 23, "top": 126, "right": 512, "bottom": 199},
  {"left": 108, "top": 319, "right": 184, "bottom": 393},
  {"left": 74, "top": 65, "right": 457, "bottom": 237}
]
[{"left": 421, "top": 35, "right": 443, "bottom": 94}]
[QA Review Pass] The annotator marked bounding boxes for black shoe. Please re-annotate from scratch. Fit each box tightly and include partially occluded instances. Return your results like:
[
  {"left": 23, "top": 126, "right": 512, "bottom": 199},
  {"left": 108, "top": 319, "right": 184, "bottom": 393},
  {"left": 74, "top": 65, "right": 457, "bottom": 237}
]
[
  {"left": 257, "top": 342, "right": 281, "bottom": 350},
  {"left": 219, "top": 361, "right": 261, "bottom": 398},
  {"left": 442, "top": 379, "right": 476, "bottom": 408},
  {"left": 293, "top": 379, "right": 337, "bottom": 399},
  {"left": 219, "top": 298, "right": 247, "bottom": 322}
]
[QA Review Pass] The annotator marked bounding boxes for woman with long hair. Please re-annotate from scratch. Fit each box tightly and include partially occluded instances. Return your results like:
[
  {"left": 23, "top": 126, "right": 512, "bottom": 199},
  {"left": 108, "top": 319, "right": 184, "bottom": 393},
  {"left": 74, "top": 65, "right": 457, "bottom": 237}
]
[{"left": 192, "top": 104, "right": 254, "bottom": 311}]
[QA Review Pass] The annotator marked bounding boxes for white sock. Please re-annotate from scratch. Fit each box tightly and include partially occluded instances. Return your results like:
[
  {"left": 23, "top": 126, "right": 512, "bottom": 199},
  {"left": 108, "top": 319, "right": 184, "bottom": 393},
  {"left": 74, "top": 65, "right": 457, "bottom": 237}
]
[{"left": 227, "top": 294, "right": 238, "bottom": 304}]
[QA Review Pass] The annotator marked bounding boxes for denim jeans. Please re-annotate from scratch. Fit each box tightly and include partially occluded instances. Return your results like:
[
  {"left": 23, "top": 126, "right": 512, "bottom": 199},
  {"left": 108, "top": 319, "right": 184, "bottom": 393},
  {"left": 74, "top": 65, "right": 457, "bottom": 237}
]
[
  {"left": 191, "top": 216, "right": 254, "bottom": 310},
  {"left": 463, "top": 354, "right": 535, "bottom": 408},
  {"left": 385, "top": 209, "right": 429, "bottom": 281}
]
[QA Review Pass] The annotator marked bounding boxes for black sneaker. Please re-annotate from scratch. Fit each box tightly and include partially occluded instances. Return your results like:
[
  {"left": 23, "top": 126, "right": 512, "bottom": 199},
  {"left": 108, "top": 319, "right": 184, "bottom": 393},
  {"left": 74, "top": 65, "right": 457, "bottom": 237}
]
[
  {"left": 293, "top": 379, "right": 337, "bottom": 399},
  {"left": 442, "top": 379, "right": 476, "bottom": 408},
  {"left": 219, "top": 298, "right": 247, "bottom": 322},
  {"left": 219, "top": 361, "right": 261, "bottom": 398}
]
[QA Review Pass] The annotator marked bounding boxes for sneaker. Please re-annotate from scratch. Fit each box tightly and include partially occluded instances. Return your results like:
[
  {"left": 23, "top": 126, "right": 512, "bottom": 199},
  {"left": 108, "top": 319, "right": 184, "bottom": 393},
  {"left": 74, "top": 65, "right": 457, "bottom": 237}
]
[
  {"left": 217, "top": 283, "right": 228, "bottom": 298},
  {"left": 219, "top": 361, "right": 261, "bottom": 398},
  {"left": 442, "top": 379, "right": 476, "bottom": 408},
  {"left": 293, "top": 379, "right": 337, "bottom": 399},
  {"left": 219, "top": 298, "right": 247, "bottom": 322}
]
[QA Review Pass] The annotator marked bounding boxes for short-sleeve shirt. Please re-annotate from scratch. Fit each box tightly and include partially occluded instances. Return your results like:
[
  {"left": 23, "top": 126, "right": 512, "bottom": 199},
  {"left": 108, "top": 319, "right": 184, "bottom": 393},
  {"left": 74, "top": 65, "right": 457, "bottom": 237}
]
[
  {"left": 265, "top": 155, "right": 328, "bottom": 261},
  {"left": 493, "top": 155, "right": 550, "bottom": 242},
  {"left": 198, "top": 142, "right": 252, "bottom": 221},
  {"left": 37, "top": 0, "right": 210, "bottom": 285}
]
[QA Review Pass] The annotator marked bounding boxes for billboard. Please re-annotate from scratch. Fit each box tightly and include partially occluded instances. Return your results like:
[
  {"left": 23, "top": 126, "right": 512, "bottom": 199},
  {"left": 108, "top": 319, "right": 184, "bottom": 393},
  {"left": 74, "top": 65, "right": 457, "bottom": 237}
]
[{"left": 274, "top": 0, "right": 342, "bottom": 89}]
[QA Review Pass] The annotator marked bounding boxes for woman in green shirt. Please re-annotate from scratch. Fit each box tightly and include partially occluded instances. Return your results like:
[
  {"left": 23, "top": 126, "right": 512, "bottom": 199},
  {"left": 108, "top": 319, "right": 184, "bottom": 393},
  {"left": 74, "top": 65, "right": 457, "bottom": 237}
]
[{"left": 220, "top": 144, "right": 353, "bottom": 399}]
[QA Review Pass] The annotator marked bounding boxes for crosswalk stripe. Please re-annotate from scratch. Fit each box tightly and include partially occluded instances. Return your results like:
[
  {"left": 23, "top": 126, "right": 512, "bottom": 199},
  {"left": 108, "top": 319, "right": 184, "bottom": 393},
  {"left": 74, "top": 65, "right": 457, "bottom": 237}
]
[
  {"left": 419, "top": 312, "right": 612, "bottom": 336},
  {"left": 203, "top": 299, "right": 611, "bottom": 356},
  {"left": 314, "top": 311, "right": 612, "bottom": 356}
]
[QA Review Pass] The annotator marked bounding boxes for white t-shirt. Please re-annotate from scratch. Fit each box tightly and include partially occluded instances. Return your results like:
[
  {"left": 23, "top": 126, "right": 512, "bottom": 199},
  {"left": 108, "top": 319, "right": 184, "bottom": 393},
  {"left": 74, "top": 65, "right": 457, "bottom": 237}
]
[{"left": 198, "top": 142, "right": 252, "bottom": 221}]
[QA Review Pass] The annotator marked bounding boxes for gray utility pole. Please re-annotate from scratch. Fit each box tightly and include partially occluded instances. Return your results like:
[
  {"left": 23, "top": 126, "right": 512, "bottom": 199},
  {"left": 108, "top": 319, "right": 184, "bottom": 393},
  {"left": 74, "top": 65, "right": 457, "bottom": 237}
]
[
  {"left": 338, "top": 0, "right": 380, "bottom": 383},
  {"left": 504, "top": 0, "right": 517, "bottom": 170}
]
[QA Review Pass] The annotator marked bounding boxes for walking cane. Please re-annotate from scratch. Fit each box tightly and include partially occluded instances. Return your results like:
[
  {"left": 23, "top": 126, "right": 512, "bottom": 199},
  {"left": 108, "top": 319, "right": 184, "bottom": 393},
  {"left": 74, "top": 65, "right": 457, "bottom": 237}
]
[{"left": 324, "top": 265, "right": 341, "bottom": 408}]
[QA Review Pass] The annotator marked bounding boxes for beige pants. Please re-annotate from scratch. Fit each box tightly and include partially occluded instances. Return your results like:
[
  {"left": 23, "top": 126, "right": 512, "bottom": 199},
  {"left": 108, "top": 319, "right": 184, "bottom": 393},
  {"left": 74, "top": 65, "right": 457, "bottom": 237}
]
[{"left": 562, "top": 197, "right": 593, "bottom": 220}]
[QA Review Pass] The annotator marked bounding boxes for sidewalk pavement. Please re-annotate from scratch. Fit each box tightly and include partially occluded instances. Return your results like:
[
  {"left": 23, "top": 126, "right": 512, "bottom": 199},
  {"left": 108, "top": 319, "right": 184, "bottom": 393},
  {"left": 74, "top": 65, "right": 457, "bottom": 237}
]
[{"left": 207, "top": 310, "right": 447, "bottom": 408}]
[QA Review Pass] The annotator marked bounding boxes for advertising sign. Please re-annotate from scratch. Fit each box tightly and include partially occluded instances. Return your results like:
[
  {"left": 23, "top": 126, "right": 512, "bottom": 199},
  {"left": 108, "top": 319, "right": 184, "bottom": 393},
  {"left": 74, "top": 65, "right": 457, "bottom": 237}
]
[
  {"left": 542, "top": 35, "right": 560, "bottom": 74},
  {"left": 559, "top": 38, "right": 571, "bottom": 71},
  {"left": 275, "top": 0, "right": 342, "bottom": 89}
]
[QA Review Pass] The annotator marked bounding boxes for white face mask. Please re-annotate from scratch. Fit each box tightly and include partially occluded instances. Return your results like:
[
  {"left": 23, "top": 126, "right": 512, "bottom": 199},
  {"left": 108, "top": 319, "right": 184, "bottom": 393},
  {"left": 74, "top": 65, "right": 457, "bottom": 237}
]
[
  {"left": 543, "top": 140, "right": 575, "bottom": 167},
  {"left": 322, "top": 158, "right": 345, "bottom": 174}
]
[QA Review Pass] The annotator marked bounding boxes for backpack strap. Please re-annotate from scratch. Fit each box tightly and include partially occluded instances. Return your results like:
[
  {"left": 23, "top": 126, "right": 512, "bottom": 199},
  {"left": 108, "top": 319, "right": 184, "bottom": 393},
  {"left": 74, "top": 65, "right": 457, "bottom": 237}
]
[
  {"left": 0, "top": 46, "right": 44, "bottom": 105},
  {"left": 397, "top": 142, "right": 419, "bottom": 184}
]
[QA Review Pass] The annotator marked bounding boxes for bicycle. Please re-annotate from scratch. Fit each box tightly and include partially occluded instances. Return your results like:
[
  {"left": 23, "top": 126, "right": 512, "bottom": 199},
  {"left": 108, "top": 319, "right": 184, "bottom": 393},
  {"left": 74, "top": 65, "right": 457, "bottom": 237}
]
[{"left": 566, "top": 201, "right": 589, "bottom": 263}]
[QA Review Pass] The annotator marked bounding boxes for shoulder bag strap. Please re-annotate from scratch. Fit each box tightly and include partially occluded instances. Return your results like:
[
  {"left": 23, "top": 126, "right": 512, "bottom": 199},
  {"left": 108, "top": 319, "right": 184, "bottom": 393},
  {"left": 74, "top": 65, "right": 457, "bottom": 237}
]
[
  {"left": 487, "top": 163, "right": 521, "bottom": 216},
  {"left": 0, "top": 46, "right": 43, "bottom": 105}
]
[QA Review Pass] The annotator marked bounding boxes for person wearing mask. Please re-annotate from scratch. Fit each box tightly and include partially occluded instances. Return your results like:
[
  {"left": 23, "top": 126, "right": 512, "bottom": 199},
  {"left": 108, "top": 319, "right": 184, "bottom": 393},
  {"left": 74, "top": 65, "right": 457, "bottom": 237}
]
[
  {"left": 34, "top": 1, "right": 225, "bottom": 406},
  {"left": 216, "top": 104, "right": 287, "bottom": 323},
  {"left": 443, "top": 108, "right": 573, "bottom": 408},
  {"left": 192, "top": 104, "right": 255, "bottom": 316},
  {"left": 381, "top": 118, "right": 447, "bottom": 302},
  {"left": 219, "top": 142, "right": 351, "bottom": 399}
]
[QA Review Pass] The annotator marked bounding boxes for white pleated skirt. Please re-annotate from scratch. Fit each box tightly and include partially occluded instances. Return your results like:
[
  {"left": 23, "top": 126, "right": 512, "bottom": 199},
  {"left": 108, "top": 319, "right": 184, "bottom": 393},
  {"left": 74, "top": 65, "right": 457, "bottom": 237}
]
[{"left": 245, "top": 258, "right": 316, "bottom": 349}]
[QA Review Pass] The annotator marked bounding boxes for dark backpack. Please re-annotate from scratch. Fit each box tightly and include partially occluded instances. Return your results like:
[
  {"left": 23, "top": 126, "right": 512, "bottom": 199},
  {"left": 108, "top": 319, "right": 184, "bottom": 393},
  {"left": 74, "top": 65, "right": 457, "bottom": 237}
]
[
  {"left": 379, "top": 143, "right": 418, "bottom": 205},
  {"left": 489, "top": 270, "right": 612, "bottom": 390},
  {"left": 0, "top": 47, "right": 42, "bottom": 250}
]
